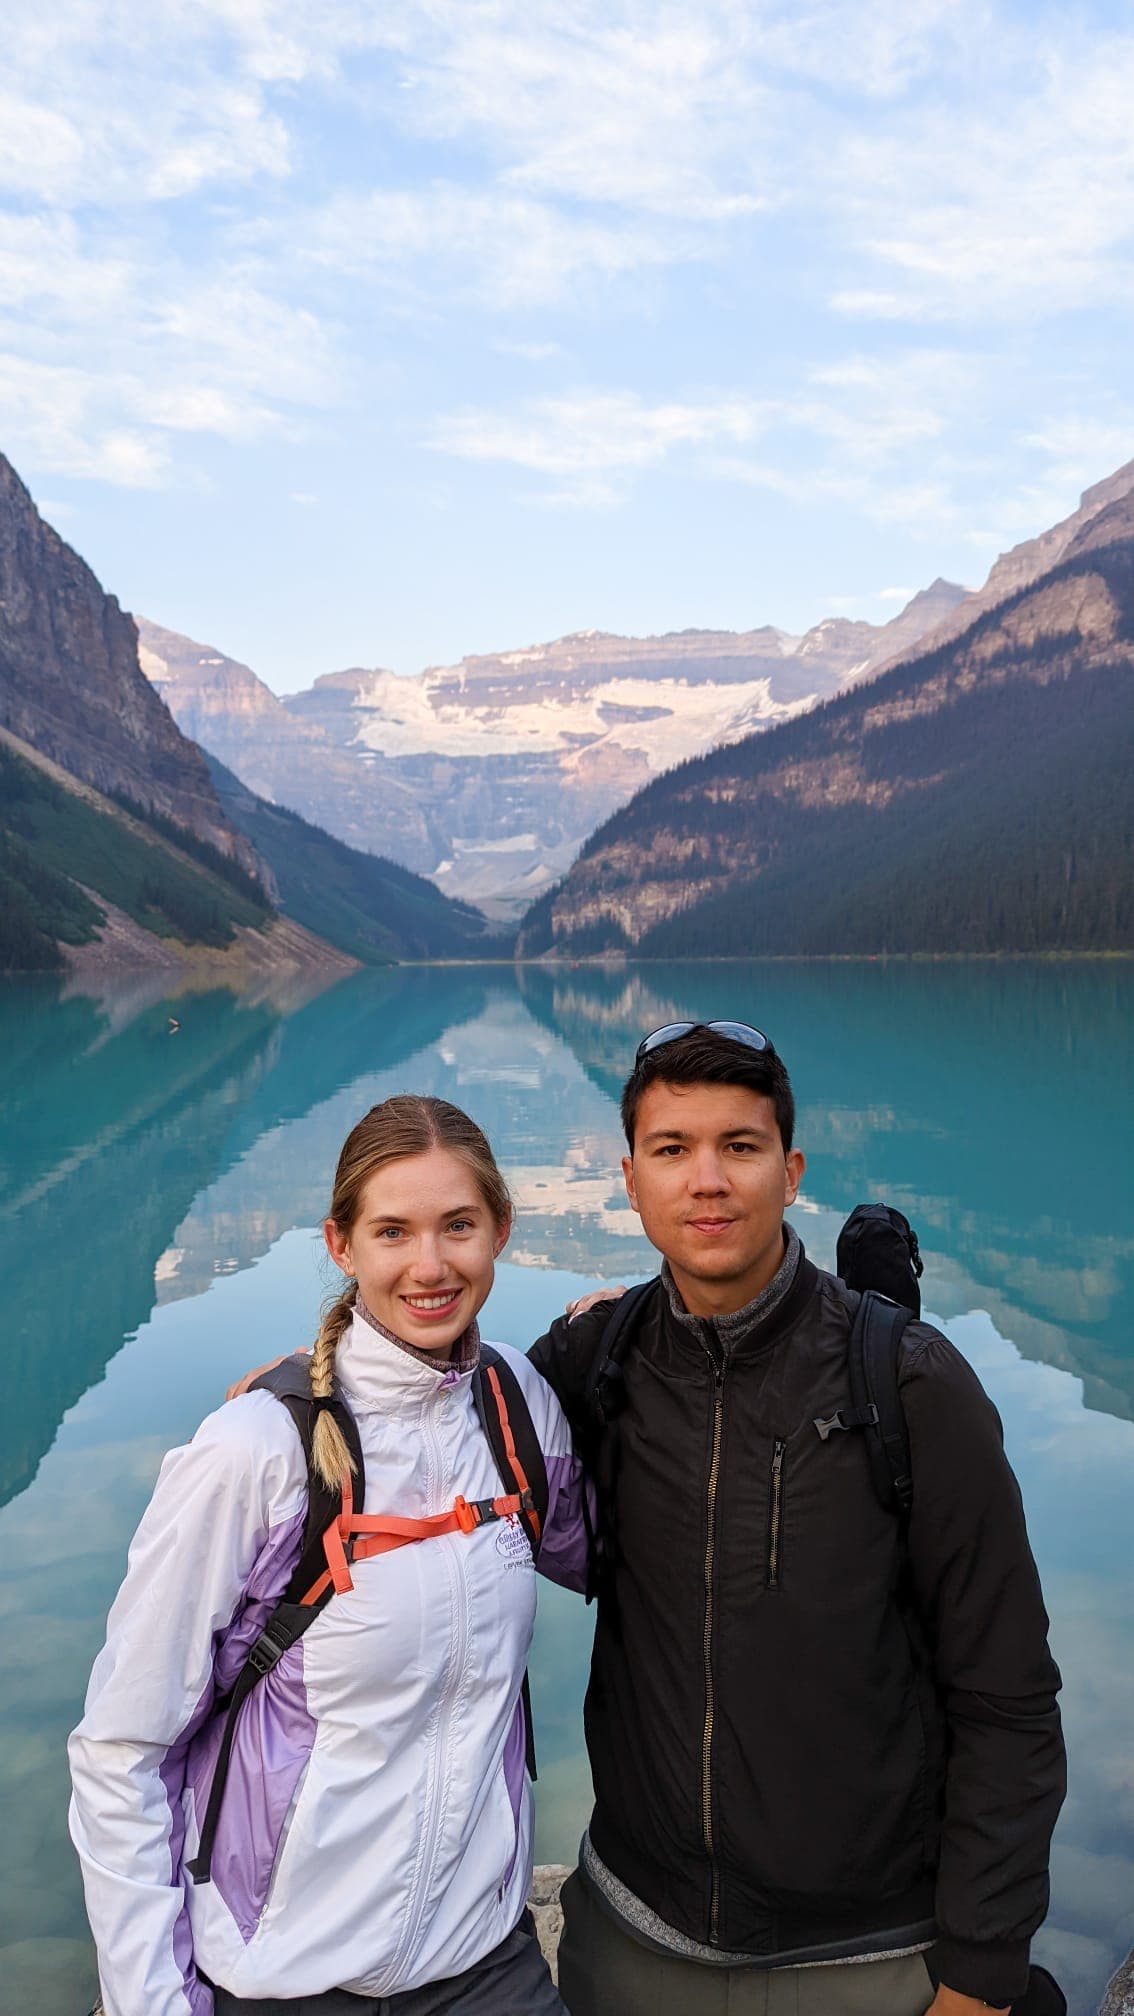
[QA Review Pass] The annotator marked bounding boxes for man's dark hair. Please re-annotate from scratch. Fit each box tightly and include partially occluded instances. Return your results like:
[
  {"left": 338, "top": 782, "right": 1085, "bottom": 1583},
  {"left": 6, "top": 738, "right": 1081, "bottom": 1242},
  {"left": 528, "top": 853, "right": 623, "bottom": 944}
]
[{"left": 620, "top": 1027, "right": 795, "bottom": 1152}]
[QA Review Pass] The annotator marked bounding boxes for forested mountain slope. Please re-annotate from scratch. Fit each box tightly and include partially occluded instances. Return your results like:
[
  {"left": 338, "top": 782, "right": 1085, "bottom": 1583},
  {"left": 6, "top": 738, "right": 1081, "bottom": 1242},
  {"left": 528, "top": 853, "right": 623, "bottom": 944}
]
[
  {"left": 207, "top": 756, "right": 495, "bottom": 963},
  {"left": 518, "top": 503, "right": 1134, "bottom": 957}
]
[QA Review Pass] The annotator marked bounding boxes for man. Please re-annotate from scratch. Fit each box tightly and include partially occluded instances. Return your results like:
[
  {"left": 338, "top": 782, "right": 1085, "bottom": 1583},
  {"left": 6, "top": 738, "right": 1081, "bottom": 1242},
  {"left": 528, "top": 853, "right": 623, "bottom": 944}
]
[{"left": 528, "top": 1021, "right": 1065, "bottom": 2016}]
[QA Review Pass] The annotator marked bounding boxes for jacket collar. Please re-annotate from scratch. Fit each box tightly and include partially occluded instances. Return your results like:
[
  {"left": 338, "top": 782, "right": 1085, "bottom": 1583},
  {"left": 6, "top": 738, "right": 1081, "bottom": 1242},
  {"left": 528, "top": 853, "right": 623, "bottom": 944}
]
[
  {"left": 656, "top": 1240, "right": 819, "bottom": 1369},
  {"left": 335, "top": 1309, "right": 480, "bottom": 1414}
]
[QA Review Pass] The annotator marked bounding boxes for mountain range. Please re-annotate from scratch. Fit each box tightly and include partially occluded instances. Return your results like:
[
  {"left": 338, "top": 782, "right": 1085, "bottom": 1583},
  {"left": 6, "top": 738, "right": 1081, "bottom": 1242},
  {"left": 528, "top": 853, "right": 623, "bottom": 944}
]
[
  {"left": 138, "top": 584, "right": 966, "bottom": 919},
  {"left": 517, "top": 478, "right": 1134, "bottom": 958},
  {"left": 6, "top": 439, "right": 1133, "bottom": 969}
]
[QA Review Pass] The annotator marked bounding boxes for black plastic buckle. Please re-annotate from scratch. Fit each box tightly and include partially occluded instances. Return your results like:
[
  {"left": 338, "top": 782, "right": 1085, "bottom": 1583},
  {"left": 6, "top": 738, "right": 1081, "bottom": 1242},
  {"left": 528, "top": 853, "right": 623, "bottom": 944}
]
[
  {"left": 814, "top": 1403, "right": 879, "bottom": 1442},
  {"left": 247, "top": 1626, "right": 288, "bottom": 1676}
]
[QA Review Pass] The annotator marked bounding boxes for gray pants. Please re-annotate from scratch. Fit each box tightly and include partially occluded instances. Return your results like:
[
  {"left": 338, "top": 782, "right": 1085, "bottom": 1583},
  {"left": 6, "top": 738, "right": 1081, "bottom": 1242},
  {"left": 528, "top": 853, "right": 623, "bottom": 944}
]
[
  {"left": 211, "top": 1913, "right": 567, "bottom": 2016},
  {"left": 557, "top": 1870, "right": 935, "bottom": 2016}
]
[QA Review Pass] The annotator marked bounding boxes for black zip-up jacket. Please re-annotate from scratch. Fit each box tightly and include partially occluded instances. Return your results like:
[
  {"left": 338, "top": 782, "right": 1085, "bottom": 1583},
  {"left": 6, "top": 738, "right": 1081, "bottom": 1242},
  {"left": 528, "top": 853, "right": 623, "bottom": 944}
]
[{"left": 528, "top": 1249, "right": 1065, "bottom": 2005}]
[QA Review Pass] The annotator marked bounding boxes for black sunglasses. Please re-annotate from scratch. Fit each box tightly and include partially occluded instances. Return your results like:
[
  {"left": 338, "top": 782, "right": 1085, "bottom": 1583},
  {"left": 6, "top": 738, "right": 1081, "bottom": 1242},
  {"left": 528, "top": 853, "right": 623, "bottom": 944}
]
[{"left": 635, "top": 1021, "right": 776, "bottom": 1063}]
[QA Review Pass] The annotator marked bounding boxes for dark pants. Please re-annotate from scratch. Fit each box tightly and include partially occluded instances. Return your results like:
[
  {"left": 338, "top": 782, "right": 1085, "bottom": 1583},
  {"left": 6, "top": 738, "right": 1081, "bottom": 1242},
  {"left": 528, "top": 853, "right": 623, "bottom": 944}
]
[
  {"left": 211, "top": 1913, "right": 567, "bottom": 2016},
  {"left": 557, "top": 1869, "right": 935, "bottom": 2016}
]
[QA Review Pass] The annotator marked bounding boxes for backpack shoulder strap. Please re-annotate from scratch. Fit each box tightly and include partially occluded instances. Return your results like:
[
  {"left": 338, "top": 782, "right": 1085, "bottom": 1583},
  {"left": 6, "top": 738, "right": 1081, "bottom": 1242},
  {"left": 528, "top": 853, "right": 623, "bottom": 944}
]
[
  {"left": 251, "top": 1357, "right": 365, "bottom": 1594},
  {"left": 187, "top": 1359, "right": 363, "bottom": 1886},
  {"left": 846, "top": 1290, "right": 914, "bottom": 1518},
  {"left": 583, "top": 1278, "right": 661, "bottom": 1423},
  {"left": 474, "top": 1346, "right": 548, "bottom": 1560}
]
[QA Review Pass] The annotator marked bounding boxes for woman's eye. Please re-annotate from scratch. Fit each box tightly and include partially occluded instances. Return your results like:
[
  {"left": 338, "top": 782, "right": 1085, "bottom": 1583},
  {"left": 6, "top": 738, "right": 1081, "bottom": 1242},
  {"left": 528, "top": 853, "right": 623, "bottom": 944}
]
[
  {"left": 379, "top": 1226, "right": 402, "bottom": 1239},
  {"left": 448, "top": 1218, "right": 473, "bottom": 1233}
]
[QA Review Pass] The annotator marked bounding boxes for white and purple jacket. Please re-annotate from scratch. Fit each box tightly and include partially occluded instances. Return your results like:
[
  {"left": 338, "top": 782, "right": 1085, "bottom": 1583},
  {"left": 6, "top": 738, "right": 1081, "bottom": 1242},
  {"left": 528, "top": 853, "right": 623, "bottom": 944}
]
[{"left": 68, "top": 1320, "right": 589, "bottom": 2016}]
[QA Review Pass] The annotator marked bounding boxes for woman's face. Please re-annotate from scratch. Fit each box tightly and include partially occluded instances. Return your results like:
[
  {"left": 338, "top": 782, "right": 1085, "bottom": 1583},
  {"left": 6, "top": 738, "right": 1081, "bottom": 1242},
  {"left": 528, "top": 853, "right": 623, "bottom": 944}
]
[{"left": 325, "top": 1146, "right": 509, "bottom": 1354}]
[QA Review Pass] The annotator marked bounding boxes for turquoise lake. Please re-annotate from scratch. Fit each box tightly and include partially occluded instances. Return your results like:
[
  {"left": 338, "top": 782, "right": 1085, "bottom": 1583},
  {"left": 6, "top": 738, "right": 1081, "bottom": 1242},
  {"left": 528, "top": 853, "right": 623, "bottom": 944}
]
[{"left": 0, "top": 958, "right": 1131, "bottom": 2016}]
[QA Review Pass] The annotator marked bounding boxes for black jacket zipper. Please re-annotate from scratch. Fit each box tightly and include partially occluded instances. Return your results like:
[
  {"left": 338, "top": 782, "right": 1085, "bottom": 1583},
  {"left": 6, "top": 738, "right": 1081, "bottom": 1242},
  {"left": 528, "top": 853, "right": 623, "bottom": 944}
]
[
  {"left": 701, "top": 1357, "right": 724, "bottom": 1942},
  {"left": 767, "top": 1439, "right": 786, "bottom": 1589}
]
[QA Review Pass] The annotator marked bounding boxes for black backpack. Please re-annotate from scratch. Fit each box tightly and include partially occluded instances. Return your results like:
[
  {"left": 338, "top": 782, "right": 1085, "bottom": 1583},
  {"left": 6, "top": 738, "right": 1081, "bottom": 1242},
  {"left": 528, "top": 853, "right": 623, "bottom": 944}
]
[
  {"left": 583, "top": 1202, "right": 924, "bottom": 1523},
  {"left": 188, "top": 1344, "right": 548, "bottom": 1886}
]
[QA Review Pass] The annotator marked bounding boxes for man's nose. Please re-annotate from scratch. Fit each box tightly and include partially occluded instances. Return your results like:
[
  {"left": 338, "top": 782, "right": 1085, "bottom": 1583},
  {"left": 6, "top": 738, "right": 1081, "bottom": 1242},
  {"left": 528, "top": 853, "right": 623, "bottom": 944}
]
[{"left": 688, "top": 1151, "right": 729, "bottom": 1194}]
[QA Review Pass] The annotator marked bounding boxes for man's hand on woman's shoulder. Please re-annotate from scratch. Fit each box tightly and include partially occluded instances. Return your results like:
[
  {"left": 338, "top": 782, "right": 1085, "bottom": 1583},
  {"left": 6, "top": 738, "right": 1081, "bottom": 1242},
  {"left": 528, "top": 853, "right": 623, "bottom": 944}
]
[
  {"left": 225, "top": 1351, "right": 302, "bottom": 1401},
  {"left": 565, "top": 1285, "right": 628, "bottom": 1322}
]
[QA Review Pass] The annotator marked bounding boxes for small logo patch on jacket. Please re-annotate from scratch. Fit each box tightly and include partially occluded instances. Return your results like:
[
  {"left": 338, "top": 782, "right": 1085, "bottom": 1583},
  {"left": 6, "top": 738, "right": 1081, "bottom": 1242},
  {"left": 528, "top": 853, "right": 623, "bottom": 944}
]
[{"left": 495, "top": 1519, "right": 534, "bottom": 1569}]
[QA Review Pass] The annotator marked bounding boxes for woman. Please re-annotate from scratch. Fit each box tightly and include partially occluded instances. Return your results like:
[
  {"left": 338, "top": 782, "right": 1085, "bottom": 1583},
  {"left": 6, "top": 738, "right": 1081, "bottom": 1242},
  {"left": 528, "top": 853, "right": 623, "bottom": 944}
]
[{"left": 69, "top": 1095, "right": 589, "bottom": 2016}]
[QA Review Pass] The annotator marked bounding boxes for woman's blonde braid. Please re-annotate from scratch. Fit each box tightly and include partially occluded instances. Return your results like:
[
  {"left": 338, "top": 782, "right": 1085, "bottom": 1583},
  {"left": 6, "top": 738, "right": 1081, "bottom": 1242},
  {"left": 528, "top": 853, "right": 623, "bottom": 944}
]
[{"left": 309, "top": 1285, "right": 359, "bottom": 1491}]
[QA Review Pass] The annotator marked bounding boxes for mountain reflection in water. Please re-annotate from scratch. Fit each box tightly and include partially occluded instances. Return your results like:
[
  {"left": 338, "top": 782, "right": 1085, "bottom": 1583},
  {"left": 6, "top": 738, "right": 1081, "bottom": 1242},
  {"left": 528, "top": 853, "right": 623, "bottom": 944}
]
[{"left": 0, "top": 959, "right": 1129, "bottom": 2016}]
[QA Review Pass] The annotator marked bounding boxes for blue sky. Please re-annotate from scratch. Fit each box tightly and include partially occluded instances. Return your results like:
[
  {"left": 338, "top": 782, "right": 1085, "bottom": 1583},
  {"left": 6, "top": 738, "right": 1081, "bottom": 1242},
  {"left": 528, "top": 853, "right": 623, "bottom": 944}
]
[{"left": 3, "top": 0, "right": 1133, "bottom": 690}]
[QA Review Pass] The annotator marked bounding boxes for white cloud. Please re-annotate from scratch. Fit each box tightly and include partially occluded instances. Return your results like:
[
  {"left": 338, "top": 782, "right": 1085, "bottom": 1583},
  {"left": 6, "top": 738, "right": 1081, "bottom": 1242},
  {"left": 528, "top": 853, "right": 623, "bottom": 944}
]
[
  {"left": 1020, "top": 417, "right": 1134, "bottom": 496},
  {"left": 384, "top": 2, "right": 774, "bottom": 223},
  {"left": 2, "top": 0, "right": 1133, "bottom": 512},
  {"left": 291, "top": 185, "right": 705, "bottom": 309},
  {"left": 827, "top": 29, "right": 1134, "bottom": 322},
  {"left": 431, "top": 350, "right": 983, "bottom": 525},
  {"left": 432, "top": 389, "right": 771, "bottom": 505}
]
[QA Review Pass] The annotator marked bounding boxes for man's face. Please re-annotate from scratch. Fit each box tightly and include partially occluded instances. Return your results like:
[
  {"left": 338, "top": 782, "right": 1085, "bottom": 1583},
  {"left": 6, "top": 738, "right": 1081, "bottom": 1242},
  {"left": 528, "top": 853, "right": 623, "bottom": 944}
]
[{"left": 622, "top": 1079, "right": 805, "bottom": 1318}]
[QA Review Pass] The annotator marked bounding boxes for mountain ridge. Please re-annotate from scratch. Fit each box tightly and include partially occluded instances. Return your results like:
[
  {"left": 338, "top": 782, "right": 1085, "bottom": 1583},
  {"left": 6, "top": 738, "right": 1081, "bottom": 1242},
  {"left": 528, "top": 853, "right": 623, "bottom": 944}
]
[{"left": 517, "top": 495, "right": 1134, "bottom": 958}]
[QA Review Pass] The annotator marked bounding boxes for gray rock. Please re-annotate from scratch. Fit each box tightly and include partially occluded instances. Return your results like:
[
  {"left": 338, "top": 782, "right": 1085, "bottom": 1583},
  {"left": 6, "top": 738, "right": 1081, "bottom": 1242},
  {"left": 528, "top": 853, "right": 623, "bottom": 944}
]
[
  {"left": 528, "top": 1863, "right": 571, "bottom": 1984},
  {"left": 1100, "top": 1947, "right": 1134, "bottom": 2016}
]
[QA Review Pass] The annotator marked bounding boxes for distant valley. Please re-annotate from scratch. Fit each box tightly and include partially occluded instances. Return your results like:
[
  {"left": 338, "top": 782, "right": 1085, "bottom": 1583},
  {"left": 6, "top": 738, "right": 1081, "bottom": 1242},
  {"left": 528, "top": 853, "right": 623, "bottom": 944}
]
[{"left": 138, "top": 585, "right": 966, "bottom": 919}]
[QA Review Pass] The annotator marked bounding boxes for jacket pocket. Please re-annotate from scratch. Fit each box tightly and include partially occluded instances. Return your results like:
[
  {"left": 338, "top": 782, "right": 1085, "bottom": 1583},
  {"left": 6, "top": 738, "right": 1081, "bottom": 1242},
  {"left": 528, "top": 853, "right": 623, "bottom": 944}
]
[{"left": 766, "top": 1439, "right": 786, "bottom": 1590}]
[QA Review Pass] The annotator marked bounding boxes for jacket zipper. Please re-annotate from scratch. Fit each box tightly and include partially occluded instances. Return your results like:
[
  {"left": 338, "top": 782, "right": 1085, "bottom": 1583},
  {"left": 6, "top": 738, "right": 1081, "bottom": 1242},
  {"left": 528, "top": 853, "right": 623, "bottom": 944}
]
[
  {"left": 386, "top": 1399, "right": 470, "bottom": 1985},
  {"left": 767, "top": 1440, "right": 786, "bottom": 1589},
  {"left": 701, "top": 1359, "right": 724, "bottom": 1944}
]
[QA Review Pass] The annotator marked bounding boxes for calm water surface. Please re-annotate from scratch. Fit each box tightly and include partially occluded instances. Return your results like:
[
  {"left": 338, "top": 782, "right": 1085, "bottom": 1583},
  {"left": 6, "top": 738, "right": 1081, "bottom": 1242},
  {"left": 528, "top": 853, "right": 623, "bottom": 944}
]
[{"left": 0, "top": 960, "right": 1130, "bottom": 2016}]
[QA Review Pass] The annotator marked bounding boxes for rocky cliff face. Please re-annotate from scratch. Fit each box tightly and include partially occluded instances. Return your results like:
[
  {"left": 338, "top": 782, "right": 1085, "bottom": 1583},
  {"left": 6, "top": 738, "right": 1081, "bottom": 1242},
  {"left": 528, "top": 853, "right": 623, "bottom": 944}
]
[
  {"left": 519, "top": 510, "right": 1134, "bottom": 957},
  {"left": 139, "top": 589, "right": 966, "bottom": 919},
  {"left": 877, "top": 459, "right": 1134, "bottom": 676},
  {"left": 0, "top": 457, "right": 262, "bottom": 882}
]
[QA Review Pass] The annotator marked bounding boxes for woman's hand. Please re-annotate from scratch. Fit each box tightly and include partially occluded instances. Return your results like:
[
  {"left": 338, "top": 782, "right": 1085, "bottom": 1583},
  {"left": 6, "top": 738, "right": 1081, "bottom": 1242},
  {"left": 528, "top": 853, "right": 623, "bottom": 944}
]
[
  {"left": 565, "top": 1285, "right": 628, "bottom": 1321},
  {"left": 225, "top": 1350, "right": 304, "bottom": 1401}
]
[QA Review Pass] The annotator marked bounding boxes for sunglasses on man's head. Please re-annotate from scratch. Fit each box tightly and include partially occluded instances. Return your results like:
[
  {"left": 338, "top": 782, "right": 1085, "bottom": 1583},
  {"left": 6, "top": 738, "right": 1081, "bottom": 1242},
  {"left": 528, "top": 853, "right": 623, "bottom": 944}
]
[{"left": 635, "top": 1021, "right": 776, "bottom": 1064}]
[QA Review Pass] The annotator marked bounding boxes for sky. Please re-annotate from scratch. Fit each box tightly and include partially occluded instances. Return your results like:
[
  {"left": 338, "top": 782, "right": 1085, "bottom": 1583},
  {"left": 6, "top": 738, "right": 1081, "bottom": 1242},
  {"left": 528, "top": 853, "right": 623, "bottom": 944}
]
[{"left": 3, "top": 0, "right": 1134, "bottom": 691}]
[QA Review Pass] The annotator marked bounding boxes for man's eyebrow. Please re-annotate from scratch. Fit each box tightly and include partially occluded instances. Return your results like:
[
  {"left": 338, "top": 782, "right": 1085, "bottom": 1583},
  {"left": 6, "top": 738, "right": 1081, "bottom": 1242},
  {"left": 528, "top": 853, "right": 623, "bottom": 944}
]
[{"left": 640, "top": 1124, "right": 775, "bottom": 1146}]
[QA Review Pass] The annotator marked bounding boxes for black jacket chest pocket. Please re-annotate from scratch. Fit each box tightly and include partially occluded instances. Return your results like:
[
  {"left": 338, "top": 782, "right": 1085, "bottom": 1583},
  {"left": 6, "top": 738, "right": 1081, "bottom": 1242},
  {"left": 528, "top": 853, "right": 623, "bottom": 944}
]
[{"left": 765, "top": 1438, "right": 787, "bottom": 1590}]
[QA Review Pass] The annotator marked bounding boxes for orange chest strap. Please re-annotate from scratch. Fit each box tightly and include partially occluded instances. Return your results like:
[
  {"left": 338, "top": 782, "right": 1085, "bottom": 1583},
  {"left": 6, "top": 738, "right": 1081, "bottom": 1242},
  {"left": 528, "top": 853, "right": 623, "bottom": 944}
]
[{"left": 301, "top": 1476, "right": 536, "bottom": 1607}]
